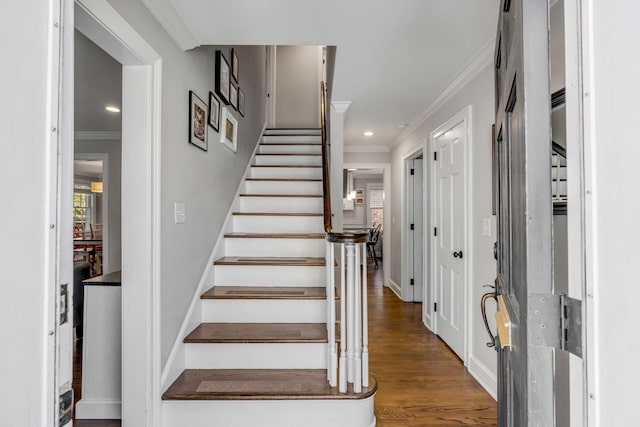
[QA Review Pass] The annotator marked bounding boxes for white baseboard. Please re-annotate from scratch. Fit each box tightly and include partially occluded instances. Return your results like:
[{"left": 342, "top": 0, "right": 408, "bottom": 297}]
[
  {"left": 75, "top": 399, "right": 121, "bottom": 419},
  {"left": 468, "top": 355, "right": 497, "bottom": 400},
  {"left": 388, "top": 279, "right": 402, "bottom": 299}
]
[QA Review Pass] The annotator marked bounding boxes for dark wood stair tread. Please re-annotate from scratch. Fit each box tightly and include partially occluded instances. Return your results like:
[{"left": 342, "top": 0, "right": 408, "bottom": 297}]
[
  {"left": 252, "top": 165, "right": 321, "bottom": 168},
  {"left": 224, "top": 232, "right": 324, "bottom": 239},
  {"left": 162, "top": 369, "right": 377, "bottom": 401},
  {"left": 202, "top": 286, "right": 326, "bottom": 300},
  {"left": 256, "top": 153, "right": 321, "bottom": 156},
  {"left": 214, "top": 256, "right": 325, "bottom": 266},
  {"left": 184, "top": 323, "right": 327, "bottom": 343},
  {"left": 245, "top": 178, "right": 322, "bottom": 182},
  {"left": 239, "top": 193, "right": 322, "bottom": 198},
  {"left": 232, "top": 212, "right": 323, "bottom": 216},
  {"left": 260, "top": 142, "right": 322, "bottom": 146}
]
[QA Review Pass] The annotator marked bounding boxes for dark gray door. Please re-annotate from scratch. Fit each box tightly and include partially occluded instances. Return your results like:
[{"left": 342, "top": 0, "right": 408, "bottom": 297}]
[{"left": 494, "top": 0, "right": 554, "bottom": 425}]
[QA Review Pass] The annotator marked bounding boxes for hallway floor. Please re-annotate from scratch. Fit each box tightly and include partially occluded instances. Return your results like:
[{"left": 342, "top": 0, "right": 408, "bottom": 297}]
[
  {"left": 368, "top": 266, "right": 497, "bottom": 426},
  {"left": 72, "top": 265, "right": 496, "bottom": 427}
]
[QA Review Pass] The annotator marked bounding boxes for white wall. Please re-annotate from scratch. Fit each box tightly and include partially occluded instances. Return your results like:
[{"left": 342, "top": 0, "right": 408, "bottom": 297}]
[
  {"left": 389, "top": 63, "right": 497, "bottom": 394},
  {"left": 103, "top": 0, "right": 267, "bottom": 367},
  {"left": 75, "top": 139, "right": 122, "bottom": 273},
  {"left": 585, "top": 1, "right": 640, "bottom": 425},
  {"left": 344, "top": 151, "right": 390, "bottom": 164},
  {"left": 0, "top": 1, "right": 57, "bottom": 425},
  {"left": 276, "top": 45, "right": 320, "bottom": 128}
]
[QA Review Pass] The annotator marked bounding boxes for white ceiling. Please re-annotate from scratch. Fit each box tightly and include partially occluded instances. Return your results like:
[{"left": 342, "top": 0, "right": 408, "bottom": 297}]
[
  {"left": 147, "top": 0, "right": 499, "bottom": 149},
  {"left": 74, "top": 160, "right": 103, "bottom": 178},
  {"left": 75, "top": 30, "right": 122, "bottom": 132}
]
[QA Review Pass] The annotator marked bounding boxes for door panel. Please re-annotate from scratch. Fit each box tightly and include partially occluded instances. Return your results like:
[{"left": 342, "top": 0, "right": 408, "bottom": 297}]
[
  {"left": 412, "top": 158, "right": 424, "bottom": 302},
  {"left": 494, "top": 0, "right": 554, "bottom": 425},
  {"left": 434, "top": 120, "right": 466, "bottom": 359}
]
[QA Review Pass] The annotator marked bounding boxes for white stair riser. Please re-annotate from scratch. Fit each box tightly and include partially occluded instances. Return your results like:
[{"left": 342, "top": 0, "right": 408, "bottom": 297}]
[
  {"left": 245, "top": 180, "right": 322, "bottom": 195},
  {"left": 262, "top": 135, "right": 321, "bottom": 144},
  {"left": 163, "top": 396, "right": 376, "bottom": 427},
  {"left": 259, "top": 144, "right": 321, "bottom": 154},
  {"left": 239, "top": 197, "right": 322, "bottom": 213},
  {"left": 551, "top": 181, "right": 567, "bottom": 195},
  {"left": 225, "top": 238, "right": 324, "bottom": 257},
  {"left": 202, "top": 299, "right": 326, "bottom": 323},
  {"left": 185, "top": 343, "right": 327, "bottom": 369},
  {"left": 255, "top": 155, "right": 321, "bottom": 166},
  {"left": 264, "top": 129, "right": 321, "bottom": 136},
  {"left": 250, "top": 167, "right": 322, "bottom": 179},
  {"left": 551, "top": 168, "right": 567, "bottom": 180},
  {"left": 214, "top": 265, "right": 325, "bottom": 286},
  {"left": 232, "top": 215, "right": 323, "bottom": 233}
]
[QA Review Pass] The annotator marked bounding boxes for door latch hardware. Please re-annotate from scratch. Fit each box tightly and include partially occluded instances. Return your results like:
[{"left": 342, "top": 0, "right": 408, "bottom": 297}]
[
  {"left": 495, "top": 295, "right": 512, "bottom": 348},
  {"left": 60, "top": 284, "right": 68, "bottom": 325},
  {"left": 410, "top": 224, "right": 414, "bottom": 230},
  {"left": 59, "top": 389, "right": 73, "bottom": 425},
  {"left": 453, "top": 250, "right": 463, "bottom": 258},
  {"left": 410, "top": 279, "right": 414, "bottom": 286}
]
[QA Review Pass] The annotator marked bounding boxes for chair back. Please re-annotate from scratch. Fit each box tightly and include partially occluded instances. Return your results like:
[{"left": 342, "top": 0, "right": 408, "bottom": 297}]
[
  {"left": 90, "top": 223, "right": 103, "bottom": 239},
  {"left": 369, "top": 223, "right": 382, "bottom": 244}
]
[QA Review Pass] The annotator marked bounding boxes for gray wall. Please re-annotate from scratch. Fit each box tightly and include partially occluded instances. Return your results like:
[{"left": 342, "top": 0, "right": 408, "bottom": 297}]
[
  {"left": 276, "top": 45, "right": 320, "bottom": 128},
  {"left": 105, "top": 0, "right": 267, "bottom": 367},
  {"left": 389, "top": 63, "right": 497, "bottom": 387},
  {"left": 75, "top": 139, "right": 122, "bottom": 273},
  {"left": 344, "top": 151, "right": 390, "bottom": 164}
]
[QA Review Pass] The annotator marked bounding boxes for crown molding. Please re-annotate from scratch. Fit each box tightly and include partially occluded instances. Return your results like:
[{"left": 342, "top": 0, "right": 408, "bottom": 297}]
[
  {"left": 331, "top": 101, "right": 352, "bottom": 113},
  {"left": 140, "top": 0, "right": 199, "bottom": 51},
  {"left": 344, "top": 144, "right": 390, "bottom": 153},
  {"left": 75, "top": 131, "right": 122, "bottom": 140},
  {"left": 390, "top": 38, "right": 495, "bottom": 149}
]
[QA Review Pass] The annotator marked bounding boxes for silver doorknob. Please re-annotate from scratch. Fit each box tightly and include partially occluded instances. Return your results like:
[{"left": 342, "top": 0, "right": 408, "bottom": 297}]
[{"left": 453, "top": 250, "right": 463, "bottom": 259}]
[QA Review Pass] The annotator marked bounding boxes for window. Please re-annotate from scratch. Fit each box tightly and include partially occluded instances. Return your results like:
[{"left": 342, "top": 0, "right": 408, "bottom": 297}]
[
  {"left": 368, "top": 187, "right": 384, "bottom": 228},
  {"left": 73, "top": 183, "right": 94, "bottom": 231}
]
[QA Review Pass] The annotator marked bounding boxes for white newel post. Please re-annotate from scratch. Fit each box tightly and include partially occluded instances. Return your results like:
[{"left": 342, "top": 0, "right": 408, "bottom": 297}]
[
  {"left": 362, "top": 242, "right": 369, "bottom": 388},
  {"left": 345, "top": 243, "right": 356, "bottom": 384},
  {"left": 326, "top": 241, "right": 337, "bottom": 387},
  {"left": 339, "top": 244, "right": 347, "bottom": 392},
  {"left": 354, "top": 244, "right": 362, "bottom": 393}
]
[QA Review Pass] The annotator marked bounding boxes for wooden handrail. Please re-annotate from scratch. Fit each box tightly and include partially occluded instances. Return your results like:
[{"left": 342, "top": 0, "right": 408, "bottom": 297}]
[{"left": 320, "top": 82, "right": 368, "bottom": 244}]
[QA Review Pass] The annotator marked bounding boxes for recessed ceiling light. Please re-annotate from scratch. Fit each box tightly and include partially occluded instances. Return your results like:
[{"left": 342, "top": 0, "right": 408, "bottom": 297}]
[
  {"left": 105, "top": 106, "right": 121, "bottom": 113},
  {"left": 364, "top": 131, "right": 374, "bottom": 136}
]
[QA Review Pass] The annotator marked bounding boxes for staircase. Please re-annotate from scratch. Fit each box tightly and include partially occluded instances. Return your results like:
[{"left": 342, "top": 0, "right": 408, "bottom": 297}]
[
  {"left": 162, "top": 128, "right": 377, "bottom": 427},
  {"left": 552, "top": 141, "right": 567, "bottom": 215}
]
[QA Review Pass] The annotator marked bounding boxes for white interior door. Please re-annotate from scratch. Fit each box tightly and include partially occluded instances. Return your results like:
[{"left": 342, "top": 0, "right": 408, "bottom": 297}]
[
  {"left": 433, "top": 119, "right": 466, "bottom": 359},
  {"left": 412, "top": 158, "right": 424, "bottom": 302}
]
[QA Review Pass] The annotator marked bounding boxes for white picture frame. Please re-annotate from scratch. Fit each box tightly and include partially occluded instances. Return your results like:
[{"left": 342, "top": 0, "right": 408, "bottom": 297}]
[{"left": 220, "top": 107, "right": 238, "bottom": 152}]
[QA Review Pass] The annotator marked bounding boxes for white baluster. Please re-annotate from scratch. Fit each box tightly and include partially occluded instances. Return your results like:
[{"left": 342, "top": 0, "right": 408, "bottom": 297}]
[
  {"left": 339, "top": 244, "right": 347, "bottom": 393},
  {"left": 329, "top": 242, "right": 337, "bottom": 387},
  {"left": 354, "top": 243, "right": 362, "bottom": 393},
  {"left": 345, "top": 243, "right": 356, "bottom": 385},
  {"left": 326, "top": 240, "right": 331, "bottom": 382},
  {"left": 362, "top": 242, "right": 369, "bottom": 388}
]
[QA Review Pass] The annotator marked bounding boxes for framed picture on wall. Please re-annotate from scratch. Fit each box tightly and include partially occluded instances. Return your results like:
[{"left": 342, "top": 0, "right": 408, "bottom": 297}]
[
  {"left": 188, "top": 91, "right": 208, "bottom": 151},
  {"left": 215, "top": 50, "right": 231, "bottom": 105},
  {"left": 238, "top": 88, "right": 245, "bottom": 117},
  {"left": 220, "top": 107, "right": 238, "bottom": 152},
  {"left": 231, "top": 48, "right": 239, "bottom": 83},
  {"left": 230, "top": 84, "right": 238, "bottom": 111},
  {"left": 356, "top": 188, "right": 364, "bottom": 196},
  {"left": 355, "top": 197, "right": 365, "bottom": 205},
  {"left": 208, "top": 92, "right": 220, "bottom": 131}
]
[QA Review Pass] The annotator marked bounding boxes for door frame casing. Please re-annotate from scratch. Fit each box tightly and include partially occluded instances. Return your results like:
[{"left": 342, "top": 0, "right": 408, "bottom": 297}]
[
  {"left": 63, "top": 0, "right": 163, "bottom": 424},
  {"left": 344, "top": 162, "right": 391, "bottom": 288},
  {"left": 427, "top": 106, "right": 472, "bottom": 366},
  {"left": 402, "top": 148, "right": 424, "bottom": 303}
]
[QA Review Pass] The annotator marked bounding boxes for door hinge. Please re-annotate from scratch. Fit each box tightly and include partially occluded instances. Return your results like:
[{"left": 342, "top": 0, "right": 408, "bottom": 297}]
[
  {"left": 410, "top": 279, "right": 414, "bottom": 286},
  {"left": 410, "top": 168, "right": 415, "bottom": 175},
  {"left": 59, "top": 389, "right": 73, "bottom": 426},
  {"left": 530, "top": 293, "right": 582, "bottom": 358},
  {"left": 434, "top": 227, "right": 437, "bottom": 236},
  {"left": 60, "top": 283, "right": 68, "bottom": 325},
  {"left": 433, "top": 152, "right": 437, "bottom": 161},
  {"left": 434, "top": 302, "right": 437, "bottom": 312},
  {"left": 410, "top": 224, "right": 415, "bottom": 230}
]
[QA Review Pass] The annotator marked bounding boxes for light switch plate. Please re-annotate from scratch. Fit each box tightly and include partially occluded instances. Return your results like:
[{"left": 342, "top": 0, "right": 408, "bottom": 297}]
[
  {"left": 174, "top": 202, "right": 186, "bottom": 224},
  {"left": 482, "top": 218, "right": 491, "bottom": 236}
]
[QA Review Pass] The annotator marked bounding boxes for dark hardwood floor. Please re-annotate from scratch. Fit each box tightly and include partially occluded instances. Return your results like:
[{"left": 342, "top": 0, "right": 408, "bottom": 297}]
[
  {"left": 71, "top": 263, "right": 496, "bottom": 426},
  {"left": 367, "top": 266, "right": 497, "bottom": 426}
]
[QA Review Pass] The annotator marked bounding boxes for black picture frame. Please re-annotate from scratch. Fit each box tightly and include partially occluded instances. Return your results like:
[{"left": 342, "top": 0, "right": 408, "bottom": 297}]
[
  {"left": 208, "top": 92, "right": 220, "bottom": 131},
  {"left": 215, "top": 50, "right": 231, "bottom": 105},
  {"left": 231, "top": 48, "right": 239, "bottom": 83},
  {"left": 188, "top": 91, "right": 208, "bottom": 151},
  {"left": 238, "top": 87, "right": 245, "bottom": 117},
  {"left": 229, "top": 84, "right": 238, "bottom": 111}
]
